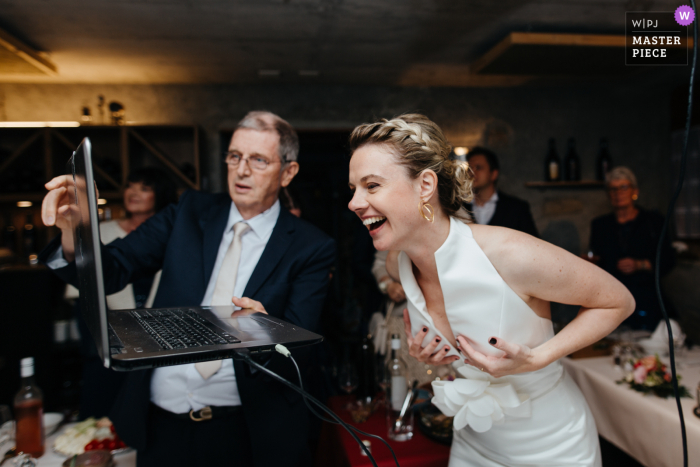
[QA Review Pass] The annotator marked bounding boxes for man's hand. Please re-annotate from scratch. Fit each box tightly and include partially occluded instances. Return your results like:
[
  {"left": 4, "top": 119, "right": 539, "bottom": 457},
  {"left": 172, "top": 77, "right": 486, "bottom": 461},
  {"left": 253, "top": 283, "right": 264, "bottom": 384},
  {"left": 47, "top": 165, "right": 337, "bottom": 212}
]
[
  {"left": 403, "top": 309, "right": 460, "bottom": 366},
  {"left": 617, "top": 258, "right": 638, "bottom": 274},
  {"left": 387, "top": 282, "right": 406, "bottom": 303},
  {"left": 231, "top": 296, "right": 268, "bottom": 316},
  {"left": 42, "top": 175, "right": 90, "bottom": 262}
]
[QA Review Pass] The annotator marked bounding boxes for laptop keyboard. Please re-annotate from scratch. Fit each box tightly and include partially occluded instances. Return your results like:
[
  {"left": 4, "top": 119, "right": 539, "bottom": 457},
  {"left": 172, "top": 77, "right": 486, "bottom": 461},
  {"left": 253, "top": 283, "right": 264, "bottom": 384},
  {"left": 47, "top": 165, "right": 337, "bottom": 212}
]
[{"left": 131, "top": 309, "right": 241, "bottom": 350}]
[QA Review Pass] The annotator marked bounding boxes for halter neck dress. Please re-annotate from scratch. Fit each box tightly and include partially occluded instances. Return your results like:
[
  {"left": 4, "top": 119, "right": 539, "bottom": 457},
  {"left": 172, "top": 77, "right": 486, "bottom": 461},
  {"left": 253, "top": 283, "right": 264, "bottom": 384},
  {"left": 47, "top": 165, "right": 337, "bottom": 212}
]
[{"left": 398, "top": 217, "right": 601, "bottom": 467}]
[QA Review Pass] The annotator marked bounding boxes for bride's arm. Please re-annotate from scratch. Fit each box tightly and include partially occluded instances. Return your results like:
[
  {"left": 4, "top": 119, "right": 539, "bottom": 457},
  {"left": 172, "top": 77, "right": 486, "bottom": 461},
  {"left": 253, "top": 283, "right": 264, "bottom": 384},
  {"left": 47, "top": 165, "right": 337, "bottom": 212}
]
[{"left": 459, "top": 226, "right": 635, "bottom": 377}]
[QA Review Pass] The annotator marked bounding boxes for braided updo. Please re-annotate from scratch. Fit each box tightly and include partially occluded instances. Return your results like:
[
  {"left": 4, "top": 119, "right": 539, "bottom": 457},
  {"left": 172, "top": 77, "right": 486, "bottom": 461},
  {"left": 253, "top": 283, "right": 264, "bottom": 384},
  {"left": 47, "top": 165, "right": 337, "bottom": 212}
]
[{"left": 349, "top": 113, "right": 474, "bottom": 219}]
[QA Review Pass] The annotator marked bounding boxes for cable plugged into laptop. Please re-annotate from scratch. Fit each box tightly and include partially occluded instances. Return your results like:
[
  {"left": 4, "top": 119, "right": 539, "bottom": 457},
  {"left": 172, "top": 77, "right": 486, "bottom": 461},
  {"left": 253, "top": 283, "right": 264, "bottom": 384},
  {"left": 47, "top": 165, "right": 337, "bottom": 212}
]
[{"left": 275, "top": 344, "right": 291, "bottom": 358}]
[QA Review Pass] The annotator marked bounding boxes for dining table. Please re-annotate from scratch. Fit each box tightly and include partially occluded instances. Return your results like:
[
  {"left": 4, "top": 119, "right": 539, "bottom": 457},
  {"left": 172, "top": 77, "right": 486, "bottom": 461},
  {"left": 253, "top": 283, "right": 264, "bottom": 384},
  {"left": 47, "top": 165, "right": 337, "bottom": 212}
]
[
  {"left": 563, "top": 347, "right": 700, "bottom": 467},
  {"left": 315, "top": 395, "right": 451, "bottom": 467},
  {"left": 0, "top": 424, "right": 136, "bottom": 467}
]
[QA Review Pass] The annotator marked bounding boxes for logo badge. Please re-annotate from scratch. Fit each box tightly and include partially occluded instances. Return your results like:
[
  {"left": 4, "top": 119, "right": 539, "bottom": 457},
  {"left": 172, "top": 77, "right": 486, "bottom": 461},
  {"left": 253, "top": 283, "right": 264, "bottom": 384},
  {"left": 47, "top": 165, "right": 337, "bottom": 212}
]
[{"left": 675, "top": 5, "right": 695, "bottom": 26}]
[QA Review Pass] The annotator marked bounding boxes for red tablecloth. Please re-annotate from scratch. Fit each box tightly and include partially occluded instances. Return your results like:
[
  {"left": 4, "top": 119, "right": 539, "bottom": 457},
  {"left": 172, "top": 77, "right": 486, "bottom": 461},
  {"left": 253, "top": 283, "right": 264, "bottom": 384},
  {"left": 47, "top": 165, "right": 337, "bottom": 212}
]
[{"left": 316, "top": 396, "right": 450, "bottom": 467}]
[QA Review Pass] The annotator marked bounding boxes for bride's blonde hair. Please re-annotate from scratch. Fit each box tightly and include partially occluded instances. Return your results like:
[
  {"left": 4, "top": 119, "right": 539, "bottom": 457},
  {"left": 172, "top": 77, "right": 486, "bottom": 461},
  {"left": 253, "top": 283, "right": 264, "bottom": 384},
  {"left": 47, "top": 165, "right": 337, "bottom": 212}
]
[{"left": 349, "top": 113, "right": 474, "bottom": 219}]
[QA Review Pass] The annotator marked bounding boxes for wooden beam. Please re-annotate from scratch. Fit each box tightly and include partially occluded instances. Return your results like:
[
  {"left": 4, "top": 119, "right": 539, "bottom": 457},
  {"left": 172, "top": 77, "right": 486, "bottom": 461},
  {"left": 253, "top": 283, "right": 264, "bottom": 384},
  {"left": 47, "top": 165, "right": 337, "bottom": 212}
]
[
  {"left": 0, "top": 27, "right": 57, "bottom": 76},
  {"left": 129, "top": 129, "right": 198, "bottom": 190},
  {"left": 0, "top": 130, "right": 42, "bottom": 177},
  {"left": 472, "top": 32, "right": 694, "bottom": 75}
]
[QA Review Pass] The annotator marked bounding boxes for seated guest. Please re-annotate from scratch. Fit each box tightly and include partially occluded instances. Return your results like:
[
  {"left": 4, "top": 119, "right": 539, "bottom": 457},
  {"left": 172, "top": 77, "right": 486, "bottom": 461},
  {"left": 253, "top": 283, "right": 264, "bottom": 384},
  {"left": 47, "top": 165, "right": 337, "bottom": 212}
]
[
  {"left": 590, "top": 166, "right": 675, "bottom": 331},
  {"left": 40, "top": 111, "right": 335, "bottom": 467},
  {"left": 463, "top": 146, "right": 539, "bottom": 237},
  {"left": 65, "top": 167, "right": 177, "bottom": 419},
  {"left": 371, "top": 250, "right": 439, "bottom": 385}
]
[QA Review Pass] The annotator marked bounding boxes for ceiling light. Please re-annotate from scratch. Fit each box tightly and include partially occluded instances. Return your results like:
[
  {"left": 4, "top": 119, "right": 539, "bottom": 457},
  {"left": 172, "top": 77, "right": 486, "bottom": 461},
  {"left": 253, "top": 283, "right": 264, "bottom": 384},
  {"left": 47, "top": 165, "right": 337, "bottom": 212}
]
[
  {"left": 16, "top": 201, "right": 32, "bottom": 207},
  {"left": 298, "top": 70, "right": 319, "bottom": 77},
  {"left": 258, "top": 69, "right": 280, "bottom": 77},
  {"left": 454, "top": 147, "right": 468, "bottom": 156},
  {"left": 97, "top": 198, "right": 107, "bottom": 205},
  {"left": 0, "top": 122, "right": 80, "bottom": 128}
]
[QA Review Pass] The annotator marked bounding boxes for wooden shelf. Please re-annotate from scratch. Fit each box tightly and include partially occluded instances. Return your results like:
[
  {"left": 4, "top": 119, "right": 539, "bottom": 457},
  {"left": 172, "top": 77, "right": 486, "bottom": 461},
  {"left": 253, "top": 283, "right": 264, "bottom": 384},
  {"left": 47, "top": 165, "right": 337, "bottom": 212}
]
[{"left": 525, "top": 180, "right": 605, "bottom": 189}]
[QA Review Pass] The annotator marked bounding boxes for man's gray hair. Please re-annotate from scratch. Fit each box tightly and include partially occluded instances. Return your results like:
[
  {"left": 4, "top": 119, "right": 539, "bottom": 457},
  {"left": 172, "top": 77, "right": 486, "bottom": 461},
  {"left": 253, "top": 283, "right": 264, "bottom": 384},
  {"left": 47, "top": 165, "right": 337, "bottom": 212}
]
[
  {"left": 235, "top": 111, "right": 299, "bottom": 162},
  {"left": 605, "top": 166, "right": 638, "bottom": 189}
]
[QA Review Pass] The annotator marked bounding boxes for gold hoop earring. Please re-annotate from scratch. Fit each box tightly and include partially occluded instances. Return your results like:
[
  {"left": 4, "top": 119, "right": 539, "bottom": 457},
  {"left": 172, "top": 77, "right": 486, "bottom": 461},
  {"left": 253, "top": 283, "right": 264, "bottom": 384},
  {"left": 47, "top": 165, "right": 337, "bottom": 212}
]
[
  {"left": 419, "top": 201, "right": 435, "bottom": 223},
  {"left": 632, "top": 194, "right": 638, "bottom": 200}
]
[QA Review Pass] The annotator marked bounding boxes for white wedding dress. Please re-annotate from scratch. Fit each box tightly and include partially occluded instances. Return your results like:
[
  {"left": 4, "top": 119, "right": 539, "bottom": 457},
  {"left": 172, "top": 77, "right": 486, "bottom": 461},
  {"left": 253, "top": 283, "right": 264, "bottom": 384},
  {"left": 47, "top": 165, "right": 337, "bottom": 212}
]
[{"left": 399, "top": 217, "right": 601, "bottom": 467}]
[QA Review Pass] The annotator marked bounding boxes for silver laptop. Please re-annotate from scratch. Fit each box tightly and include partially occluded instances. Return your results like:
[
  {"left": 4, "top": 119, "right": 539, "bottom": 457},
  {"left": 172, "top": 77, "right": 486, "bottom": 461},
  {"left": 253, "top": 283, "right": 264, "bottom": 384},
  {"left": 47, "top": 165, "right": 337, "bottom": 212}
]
[{"left": 69, "top": 137, "right": 322, "bottom": 371}]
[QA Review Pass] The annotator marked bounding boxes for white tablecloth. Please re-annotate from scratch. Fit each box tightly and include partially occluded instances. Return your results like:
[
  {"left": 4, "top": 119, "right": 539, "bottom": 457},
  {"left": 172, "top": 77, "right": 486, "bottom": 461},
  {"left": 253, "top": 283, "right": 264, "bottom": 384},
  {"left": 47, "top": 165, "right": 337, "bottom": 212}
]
[
  {"left": 0, "top": 423, "right": 136, "bottom": 467},
  {"left": 563, "top": 350, "right": 700, "bottom": 467}
]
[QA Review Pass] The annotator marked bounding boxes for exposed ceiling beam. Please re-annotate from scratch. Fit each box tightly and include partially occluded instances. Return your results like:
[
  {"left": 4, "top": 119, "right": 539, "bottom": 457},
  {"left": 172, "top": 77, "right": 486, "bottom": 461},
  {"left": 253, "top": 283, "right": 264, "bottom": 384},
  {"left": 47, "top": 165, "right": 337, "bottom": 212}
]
[{"left": 0, "top": 27, "right": 58, "bottom": 76}]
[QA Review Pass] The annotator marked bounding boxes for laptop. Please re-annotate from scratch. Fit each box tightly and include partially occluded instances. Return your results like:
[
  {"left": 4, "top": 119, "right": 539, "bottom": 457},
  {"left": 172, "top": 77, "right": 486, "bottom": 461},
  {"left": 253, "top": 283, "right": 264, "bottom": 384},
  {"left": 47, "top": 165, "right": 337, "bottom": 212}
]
[{"left": 68, "top": 137, "right": 323, "bottom": 371}]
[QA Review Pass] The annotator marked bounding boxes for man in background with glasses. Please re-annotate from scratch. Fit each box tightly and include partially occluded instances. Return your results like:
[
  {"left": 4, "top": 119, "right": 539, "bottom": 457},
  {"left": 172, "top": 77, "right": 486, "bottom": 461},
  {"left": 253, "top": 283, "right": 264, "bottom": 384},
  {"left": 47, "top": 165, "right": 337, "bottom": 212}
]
[{"left": 40, "top": 111, "right": 335, "bottom": 467}]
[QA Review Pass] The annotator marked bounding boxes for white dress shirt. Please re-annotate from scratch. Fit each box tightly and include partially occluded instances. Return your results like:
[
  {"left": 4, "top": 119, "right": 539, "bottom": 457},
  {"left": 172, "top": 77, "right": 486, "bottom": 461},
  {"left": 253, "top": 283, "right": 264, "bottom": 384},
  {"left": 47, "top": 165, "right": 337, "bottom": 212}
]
[
  {"left": 150, "top": 200, "right": 280, "bottom": 413},
  {"left": 472, "top": 191, "right": 499, "bottom": 225}
]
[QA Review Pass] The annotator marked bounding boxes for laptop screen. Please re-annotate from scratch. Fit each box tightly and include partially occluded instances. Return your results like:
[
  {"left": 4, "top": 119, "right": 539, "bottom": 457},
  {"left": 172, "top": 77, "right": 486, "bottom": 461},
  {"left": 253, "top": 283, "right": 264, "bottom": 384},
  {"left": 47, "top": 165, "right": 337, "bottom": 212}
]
[{"left": 69, "top": 138, "right": 111, "bottom": 367}]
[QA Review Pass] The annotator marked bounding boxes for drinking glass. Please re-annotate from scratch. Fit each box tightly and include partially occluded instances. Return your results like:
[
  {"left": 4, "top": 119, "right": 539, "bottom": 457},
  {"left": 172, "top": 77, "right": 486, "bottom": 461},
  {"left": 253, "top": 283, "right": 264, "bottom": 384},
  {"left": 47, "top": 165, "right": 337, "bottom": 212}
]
[{"left": 338, "top": 362, "right": 359, "bottom": 396}]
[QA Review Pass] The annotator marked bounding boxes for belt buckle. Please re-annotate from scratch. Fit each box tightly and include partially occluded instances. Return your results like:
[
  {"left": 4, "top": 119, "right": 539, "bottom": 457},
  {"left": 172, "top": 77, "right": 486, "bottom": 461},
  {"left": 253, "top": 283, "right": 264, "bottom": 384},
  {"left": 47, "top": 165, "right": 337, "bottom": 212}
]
[{"left": 189, "top": 406, "right": 213, "bottom": 422}]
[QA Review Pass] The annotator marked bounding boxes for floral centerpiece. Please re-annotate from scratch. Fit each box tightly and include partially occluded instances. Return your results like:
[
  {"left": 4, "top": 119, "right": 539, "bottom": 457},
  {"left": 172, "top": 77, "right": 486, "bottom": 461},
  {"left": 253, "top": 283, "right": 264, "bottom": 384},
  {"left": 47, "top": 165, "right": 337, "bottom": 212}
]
[{"left": 617, "top": 355, "right": 691, "bottom": 398}]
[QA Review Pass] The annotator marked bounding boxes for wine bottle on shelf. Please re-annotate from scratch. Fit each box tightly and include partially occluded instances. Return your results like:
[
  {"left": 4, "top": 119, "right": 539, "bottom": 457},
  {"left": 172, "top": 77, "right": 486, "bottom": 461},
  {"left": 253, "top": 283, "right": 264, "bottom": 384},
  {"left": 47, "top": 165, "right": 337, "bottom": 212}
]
[
  {"left": 544, "top": 138, "right": 561, "bottom": 182},
  {"left": 2, "top": 213, "right": 16, "bottom": 255},
  {"left": 357, "top": 334, "right": 376, "bottom": 405},
  {"left": 565, "top": 138, "right": 581, "bottom": 181},
  {"left": 386, "top": 334, "right": 412, "bottom": 441},
  {"left": 596, "top": 138, "right": 612, "bottom": 181},
  {"left": 23, "top": 214, "right": 37, "bottom": 264},
  {"left": 14, "top": 357, "right": 45, "bottom": 458}
]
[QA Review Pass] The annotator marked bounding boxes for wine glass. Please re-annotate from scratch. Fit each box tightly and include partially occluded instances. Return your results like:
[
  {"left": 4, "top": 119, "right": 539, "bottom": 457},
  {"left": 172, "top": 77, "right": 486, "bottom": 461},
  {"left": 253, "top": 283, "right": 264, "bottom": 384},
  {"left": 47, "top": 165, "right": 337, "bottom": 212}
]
[
  {"left": 338, "top": 362, "right": 359, "bottom": 396},
  {"left": 376, "top": 357, "right": 390, "bottom": 393}
]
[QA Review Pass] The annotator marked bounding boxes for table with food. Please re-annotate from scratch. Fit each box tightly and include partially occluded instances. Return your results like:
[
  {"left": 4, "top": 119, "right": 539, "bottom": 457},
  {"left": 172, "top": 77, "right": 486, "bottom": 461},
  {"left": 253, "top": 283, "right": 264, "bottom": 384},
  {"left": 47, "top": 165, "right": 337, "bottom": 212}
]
[{"left": 563, "top": 326, "right": 700, "bottom": 467}]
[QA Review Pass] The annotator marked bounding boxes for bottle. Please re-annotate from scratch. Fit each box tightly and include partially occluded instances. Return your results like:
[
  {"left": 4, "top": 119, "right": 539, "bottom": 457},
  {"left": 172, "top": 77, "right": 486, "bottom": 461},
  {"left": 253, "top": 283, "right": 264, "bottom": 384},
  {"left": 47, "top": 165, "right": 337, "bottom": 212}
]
[
  {"left": 544, "top": 139, "right": 560, "bottom": 182},
  {"left": 386, "top": 334, "right": 412, "bottom": 441},
  {"left": 22, "top": 214, "right": 37, "bottom": 264},
  {"left": 596, "top": 138, "right": 612, "bottom": 181},
  {"left": 14, "top": 357, "right": 45, "bottom": 458},
  {"left": 357, "top": 335, "right": 376, "bottom": 404},
  {"left": 564, "top": 138, "right": 581, "bottom": 181},
  {"left": 2, "top": 214, "right": 16, "bottom": 255}
]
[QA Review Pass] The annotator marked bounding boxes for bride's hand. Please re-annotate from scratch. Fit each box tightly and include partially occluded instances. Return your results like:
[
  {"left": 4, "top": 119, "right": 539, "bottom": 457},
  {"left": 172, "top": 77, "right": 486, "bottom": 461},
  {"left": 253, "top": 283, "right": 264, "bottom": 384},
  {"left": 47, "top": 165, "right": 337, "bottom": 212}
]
[
  {"left": 403, "top": 309, "right": 461, "bottom": 366},
  {"left": 456, "top": 335, "right": 540, "bottom": 377}
]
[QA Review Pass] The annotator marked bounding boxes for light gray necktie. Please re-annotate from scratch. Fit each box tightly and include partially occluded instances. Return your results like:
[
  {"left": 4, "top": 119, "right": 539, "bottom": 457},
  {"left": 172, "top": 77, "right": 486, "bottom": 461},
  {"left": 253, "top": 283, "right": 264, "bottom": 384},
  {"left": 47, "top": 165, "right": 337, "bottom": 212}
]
[{"left": 195, "top": 221, "right": 250, "bottom": 380}]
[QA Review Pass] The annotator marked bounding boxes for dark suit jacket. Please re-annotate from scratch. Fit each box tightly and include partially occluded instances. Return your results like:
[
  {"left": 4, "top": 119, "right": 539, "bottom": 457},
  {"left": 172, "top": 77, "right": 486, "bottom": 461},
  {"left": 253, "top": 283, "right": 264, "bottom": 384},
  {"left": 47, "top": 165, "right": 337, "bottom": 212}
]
[
  {"left": 465, "top": 191, "right": 539, "bottom": 237},
  {"left": 40, "top": 190, "right": 336, "bottom": 467}
]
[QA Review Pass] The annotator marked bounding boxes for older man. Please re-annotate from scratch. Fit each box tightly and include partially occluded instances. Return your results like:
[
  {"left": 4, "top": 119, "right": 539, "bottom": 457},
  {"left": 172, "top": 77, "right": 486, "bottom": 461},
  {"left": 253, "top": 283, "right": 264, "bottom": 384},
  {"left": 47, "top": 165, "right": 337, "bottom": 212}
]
[{"left": 40, "top": 111, "right": 335, "bottom": 467}]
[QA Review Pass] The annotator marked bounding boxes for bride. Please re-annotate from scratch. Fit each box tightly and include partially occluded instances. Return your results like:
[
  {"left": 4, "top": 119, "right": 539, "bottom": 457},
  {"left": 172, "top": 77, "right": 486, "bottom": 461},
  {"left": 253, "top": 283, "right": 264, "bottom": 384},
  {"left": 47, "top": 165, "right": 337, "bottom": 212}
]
[{"left": 347, "top": 114, "right": 634, "bottom": 466}]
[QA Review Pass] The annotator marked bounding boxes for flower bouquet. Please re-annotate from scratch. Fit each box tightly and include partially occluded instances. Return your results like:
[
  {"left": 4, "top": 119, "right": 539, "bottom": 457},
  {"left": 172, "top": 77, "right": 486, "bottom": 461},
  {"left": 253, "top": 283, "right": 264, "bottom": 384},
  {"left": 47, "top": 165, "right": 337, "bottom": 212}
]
[{"left": 617, "top": 355, "right": 691, "bottom": 398}]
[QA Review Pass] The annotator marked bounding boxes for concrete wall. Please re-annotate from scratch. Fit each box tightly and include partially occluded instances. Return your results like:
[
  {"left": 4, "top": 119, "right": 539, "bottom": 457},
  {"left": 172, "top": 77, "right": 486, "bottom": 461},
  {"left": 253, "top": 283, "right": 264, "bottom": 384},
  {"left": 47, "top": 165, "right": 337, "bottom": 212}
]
[{"left": 0, "top": 81, "right": 674, "bottom": 251}]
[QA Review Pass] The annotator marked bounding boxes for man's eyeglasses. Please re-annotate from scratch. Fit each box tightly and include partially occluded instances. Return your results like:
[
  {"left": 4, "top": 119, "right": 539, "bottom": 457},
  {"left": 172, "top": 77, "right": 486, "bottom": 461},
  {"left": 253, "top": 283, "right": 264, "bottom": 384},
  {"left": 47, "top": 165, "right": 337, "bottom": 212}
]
[
  {"left": 607, "top": 184, "right": 633, "bottom": 193},
  {"left": 222, "top": 152, "right": 282, "bottom": 171}
]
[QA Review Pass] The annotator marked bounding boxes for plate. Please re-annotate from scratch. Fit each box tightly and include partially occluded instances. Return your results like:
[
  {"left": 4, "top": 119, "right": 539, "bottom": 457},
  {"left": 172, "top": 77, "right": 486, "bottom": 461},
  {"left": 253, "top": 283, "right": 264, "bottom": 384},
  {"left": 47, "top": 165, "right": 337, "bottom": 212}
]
[
  {"left": 52, "top": 419, "right": 128, "bottom": 457},
  {"left": 44, "top": 413, "right": 63, "bottom": 436},
  {"left": 416, "top": 402, "right": 453, "bottom": 445}
]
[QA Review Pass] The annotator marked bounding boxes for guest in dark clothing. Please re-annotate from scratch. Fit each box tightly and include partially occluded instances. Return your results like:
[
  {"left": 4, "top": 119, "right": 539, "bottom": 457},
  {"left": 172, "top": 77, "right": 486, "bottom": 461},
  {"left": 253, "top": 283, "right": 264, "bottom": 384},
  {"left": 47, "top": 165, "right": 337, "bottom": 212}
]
[
  {"left": 463, "top": 147, "right": 539, "bottom": 237},
  {"left": 589, "top": 166, "right": 675, "bottom": 331}
]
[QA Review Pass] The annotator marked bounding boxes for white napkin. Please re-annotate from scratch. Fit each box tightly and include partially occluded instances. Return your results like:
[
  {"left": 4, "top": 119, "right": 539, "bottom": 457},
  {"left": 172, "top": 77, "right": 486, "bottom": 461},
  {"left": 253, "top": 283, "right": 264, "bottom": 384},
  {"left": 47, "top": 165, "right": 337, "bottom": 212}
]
[{"left": 650, "top": 319, "right": 685, "bottom": 344}]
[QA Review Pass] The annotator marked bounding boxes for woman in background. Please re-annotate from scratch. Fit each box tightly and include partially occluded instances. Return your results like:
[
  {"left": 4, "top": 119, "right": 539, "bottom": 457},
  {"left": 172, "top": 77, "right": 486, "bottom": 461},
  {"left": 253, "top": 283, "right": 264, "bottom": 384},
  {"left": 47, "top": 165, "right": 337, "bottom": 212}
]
[
  {"left": 70, "top": 167, "right": 177, "bottom": 418},
  {"left": 589, "top": 166, "right": 675, "bottom": 331}
]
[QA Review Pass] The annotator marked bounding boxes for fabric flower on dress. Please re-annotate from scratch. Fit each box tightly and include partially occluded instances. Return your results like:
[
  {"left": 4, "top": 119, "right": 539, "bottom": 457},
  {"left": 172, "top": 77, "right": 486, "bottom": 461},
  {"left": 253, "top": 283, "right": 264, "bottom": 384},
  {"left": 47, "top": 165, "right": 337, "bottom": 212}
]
[{"left": 431, "top": 365, "right": 531, "bottom": 433}]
